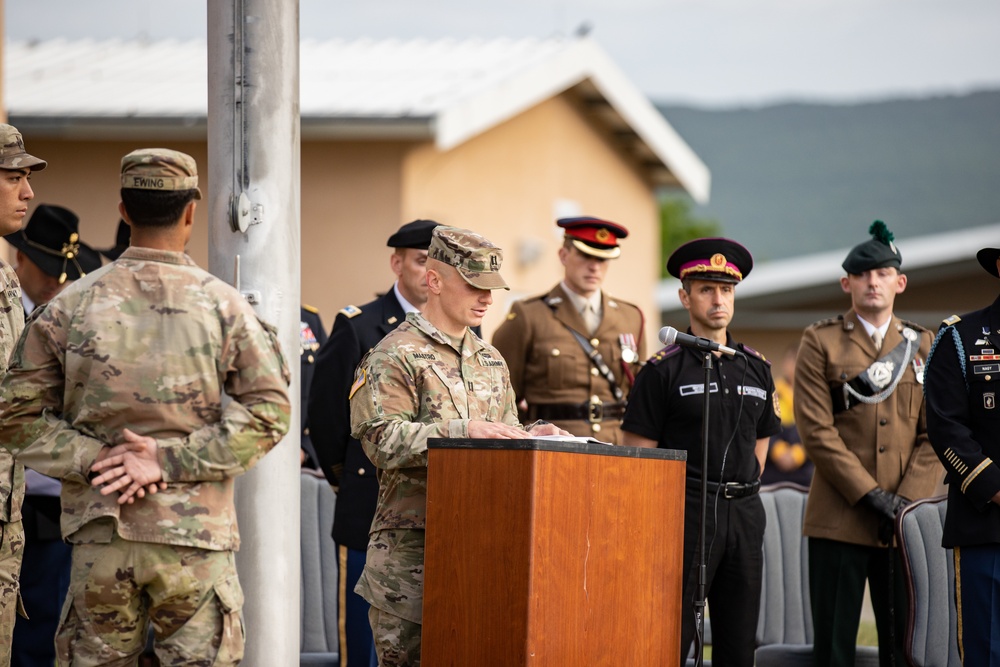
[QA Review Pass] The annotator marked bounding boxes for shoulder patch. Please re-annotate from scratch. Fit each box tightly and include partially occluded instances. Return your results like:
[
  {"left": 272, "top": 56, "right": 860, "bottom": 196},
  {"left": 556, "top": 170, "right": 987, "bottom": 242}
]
[
  {"left": 348, "top": 368, "right": 366, "bottom": 400},
  {"left": 649, "top": 344, "right": 682, "bottom": 365},
  {"left": 942, "top": 314, "right": 961, "bottom": 327},
  {"left": 738, "top": 343, "right": 770, "bottom": 366},
  {"left": 339, "top": 304, "right": 362, "bottom": 319},
  {"left": 302, "top": 303, "right": 319, "bottom": 314}
]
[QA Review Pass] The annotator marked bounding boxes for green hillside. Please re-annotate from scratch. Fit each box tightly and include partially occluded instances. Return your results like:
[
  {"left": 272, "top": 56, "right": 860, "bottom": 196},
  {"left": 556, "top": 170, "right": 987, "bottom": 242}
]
[{"left": 657, "top": 90, "right": 1000, "bottom": 262}]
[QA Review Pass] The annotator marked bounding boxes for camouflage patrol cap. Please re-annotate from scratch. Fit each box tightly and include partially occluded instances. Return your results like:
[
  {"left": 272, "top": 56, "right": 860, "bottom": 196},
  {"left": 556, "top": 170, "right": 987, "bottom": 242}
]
[
  {"left": 120, "top": 148, "right": 202, "bottom": 199},
  {"left": 0, "top": 124, "right": 47, "bottom": 172},
  {"left": 428, "top": 226, "right": 509, "bottom": 290}
]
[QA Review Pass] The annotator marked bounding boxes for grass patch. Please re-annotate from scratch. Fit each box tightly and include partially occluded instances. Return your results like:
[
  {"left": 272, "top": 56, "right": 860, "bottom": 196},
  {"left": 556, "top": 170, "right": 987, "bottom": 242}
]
[{"left": 857, "top": 620, "right": 879, "bottom": 646}]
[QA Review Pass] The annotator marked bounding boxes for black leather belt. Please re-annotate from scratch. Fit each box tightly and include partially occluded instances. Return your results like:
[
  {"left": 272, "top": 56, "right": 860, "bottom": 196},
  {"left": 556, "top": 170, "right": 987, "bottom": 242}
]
[
  {"left": 530, "top": 401, "right": 627, "bottom": 423},
  {"left": 700, "top": 479, "right": 761, "bottom": 499}
]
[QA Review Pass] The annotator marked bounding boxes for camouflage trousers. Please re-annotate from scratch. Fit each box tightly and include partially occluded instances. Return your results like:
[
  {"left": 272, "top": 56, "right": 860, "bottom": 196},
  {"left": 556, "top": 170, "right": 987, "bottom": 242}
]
[
  {"left": 368, "top": 606, "right": 421, "bottom": 667},
  {"left": 0, "top": 520, "right": 25, "bottom": 666},
  {"left": 56, "top": 537, "right": 244, "bottom": 667}
]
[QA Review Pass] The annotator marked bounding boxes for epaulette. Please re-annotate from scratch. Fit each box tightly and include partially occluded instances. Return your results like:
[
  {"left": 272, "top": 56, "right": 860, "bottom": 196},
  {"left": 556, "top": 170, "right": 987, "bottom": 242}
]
[
  {"left": 648, "top": 344, "right": 682, "bottom": 365},
  {"left": 738, "top": 343, "right": 770, "bottom": 366},
  {"left": 339, "top": 304, "right": 362, "bottom": 319},
  {"left": 941, "top": 314, "right": 961, "bottom": 327},
  {"left": 302, "top": 303, "right": 319, "bottom": 314},
  {"left": 900, "top": 319, "right": 930, "bottom": 334},
  {"left": 807, "top": 315, "right": 843, "bottom": 330}
]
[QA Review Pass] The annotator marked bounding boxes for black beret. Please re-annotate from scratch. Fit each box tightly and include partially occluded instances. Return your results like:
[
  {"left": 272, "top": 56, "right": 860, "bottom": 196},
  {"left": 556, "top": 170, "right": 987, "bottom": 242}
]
[
  {"left": 5, "top": 204, "right": 102, "bottom": 282},
  {"left": 842, "top": 221, "right": 902, "bottom": 274},
  {"left": 666, "top": 237, "right": 753, "bottom": 284},
  {"left": 387, "top": 219, "right": 440, "bottom": 249},
  {"left": 977, "top": 247, "right": 1000, "bottom": 278}
]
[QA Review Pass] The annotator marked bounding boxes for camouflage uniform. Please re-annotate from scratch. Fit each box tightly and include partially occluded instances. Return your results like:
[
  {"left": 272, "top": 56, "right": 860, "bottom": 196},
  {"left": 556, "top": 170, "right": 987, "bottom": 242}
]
[
  {"left": 0, "top": 262, "right": 26, "bottom": 665},
  {"left": 0, "top": 148, "right": 291, "bottom": 666},
  {"left": 0, "top": 122, "right": 46, "bottom": 665},
  {"left": 350, "top": 227, "right": 521, "bottom": 667}
]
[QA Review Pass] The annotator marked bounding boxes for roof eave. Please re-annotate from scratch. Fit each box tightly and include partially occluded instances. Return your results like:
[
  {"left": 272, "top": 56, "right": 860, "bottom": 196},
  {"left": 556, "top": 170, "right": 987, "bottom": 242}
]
[
  {"left": 433, "top": 38, "right": 711, "bottom": 203},
  {"left": 8, "top": 114, "right": 436, "bottom": 143}
]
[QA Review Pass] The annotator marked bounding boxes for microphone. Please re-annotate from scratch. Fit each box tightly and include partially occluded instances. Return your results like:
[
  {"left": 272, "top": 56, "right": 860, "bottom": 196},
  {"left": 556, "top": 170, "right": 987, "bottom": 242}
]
[{"left": 658, "top": 326, "right": 744, "bottom": 358}]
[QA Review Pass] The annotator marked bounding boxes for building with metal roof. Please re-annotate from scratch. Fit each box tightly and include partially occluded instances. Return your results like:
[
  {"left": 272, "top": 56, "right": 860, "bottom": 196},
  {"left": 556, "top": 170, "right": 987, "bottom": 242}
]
[{"left": 3, "top": 35, "right": 709, "bottom": 337}]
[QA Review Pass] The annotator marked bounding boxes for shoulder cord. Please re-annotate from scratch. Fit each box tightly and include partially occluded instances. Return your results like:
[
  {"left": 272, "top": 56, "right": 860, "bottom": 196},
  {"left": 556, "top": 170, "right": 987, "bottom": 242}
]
[{"left": 926, "top": 325, "right": 967, "bottom": 392}]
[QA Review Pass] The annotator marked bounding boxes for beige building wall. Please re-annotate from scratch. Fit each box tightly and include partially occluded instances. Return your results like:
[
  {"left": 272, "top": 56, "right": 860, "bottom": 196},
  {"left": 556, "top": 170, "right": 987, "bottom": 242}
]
[
  {"left": 4, "top": 95, "right": 663, "bottom": 348},
  {"left": 401, "top": 93, "right": 661, "bottom": 346},
  {"left": 0, "top": 139, "right": 211, "bottom": 266}
]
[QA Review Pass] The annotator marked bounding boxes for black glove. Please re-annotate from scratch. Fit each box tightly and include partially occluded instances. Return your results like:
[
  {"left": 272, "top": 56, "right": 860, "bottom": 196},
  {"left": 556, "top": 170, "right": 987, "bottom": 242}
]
[{"left": 860, "top": 488, "right": 911, "bottom": 543}]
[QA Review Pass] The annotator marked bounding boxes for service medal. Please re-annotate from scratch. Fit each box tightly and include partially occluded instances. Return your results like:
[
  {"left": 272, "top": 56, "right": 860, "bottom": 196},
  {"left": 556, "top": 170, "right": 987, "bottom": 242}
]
[
  {"left": 912, "top": 358, "right": 925, "bottom": 385},
  {"left": 619, "top": 333, "right": 638, "bottom": 363}
]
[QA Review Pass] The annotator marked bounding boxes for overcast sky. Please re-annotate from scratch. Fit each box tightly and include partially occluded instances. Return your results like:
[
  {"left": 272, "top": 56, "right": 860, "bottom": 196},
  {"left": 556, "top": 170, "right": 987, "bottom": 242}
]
[{"left": 6, "top": 0, "right": 999, "bottom": 107}]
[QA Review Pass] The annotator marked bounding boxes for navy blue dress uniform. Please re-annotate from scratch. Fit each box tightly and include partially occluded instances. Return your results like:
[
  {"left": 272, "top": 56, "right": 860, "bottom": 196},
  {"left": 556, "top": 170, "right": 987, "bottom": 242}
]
[
  {"left": 308, "top": 219, "right": 439, "bottom": 667},
  {"left": 622, "top": 238, "right": 780, "bottom": 667},
  {"left": 492, "top": 217, "right": 645, "bottom": 443},
  {"left": 796, "top": 222, "right": 942, "bottom": 667},
  {"left": 925, "top": 245, "right": 1000, "bottom": 665},
  {"left": 4, "top": 205, "right": 101, "bottom": 667},
  {"left": 300, "top": 305, "right": 327, "bottom": 469}
]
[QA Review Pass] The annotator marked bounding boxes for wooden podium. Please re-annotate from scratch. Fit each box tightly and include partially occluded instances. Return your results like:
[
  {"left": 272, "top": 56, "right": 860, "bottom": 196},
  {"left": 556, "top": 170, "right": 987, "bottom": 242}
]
[{"left": 422, "top": 438, "right": 686, "bottom": 666}]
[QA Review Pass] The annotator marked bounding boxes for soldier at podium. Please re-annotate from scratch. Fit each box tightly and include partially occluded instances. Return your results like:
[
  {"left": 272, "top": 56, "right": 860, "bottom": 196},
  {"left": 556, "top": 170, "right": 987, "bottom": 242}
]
[
  {"left": 350, "top": 227, "right": 566, "bottom": 667},
  {"left": 621, "top": 238, "right": 780, "bottom": 667}
]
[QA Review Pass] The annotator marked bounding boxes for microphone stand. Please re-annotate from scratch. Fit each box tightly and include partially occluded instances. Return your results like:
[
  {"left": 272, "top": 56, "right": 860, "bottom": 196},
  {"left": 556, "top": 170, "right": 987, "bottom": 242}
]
[{"left": 693, "top": 350, "right": 712, "bottom": 667}]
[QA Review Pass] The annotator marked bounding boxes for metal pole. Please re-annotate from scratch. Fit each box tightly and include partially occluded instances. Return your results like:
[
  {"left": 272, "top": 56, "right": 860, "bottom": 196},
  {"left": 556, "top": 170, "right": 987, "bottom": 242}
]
[{"left": 207, "top": 2, "right": 301, "bottom": 665}]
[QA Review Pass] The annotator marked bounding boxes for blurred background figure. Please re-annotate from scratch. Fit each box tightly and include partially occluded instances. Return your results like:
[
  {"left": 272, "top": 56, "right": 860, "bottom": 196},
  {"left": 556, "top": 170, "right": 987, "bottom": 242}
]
[
  {"left": 761, "top": 342, "right": 813, "bottom": 487},
  {"left": 99, "top": 219, "right": 131, "bottom": 261},
  {"left": 300, "top": 304, "right": 327, "bottom": 469},
  {"left": 4, "top": 204, "right": 101, "bottom": 667}
]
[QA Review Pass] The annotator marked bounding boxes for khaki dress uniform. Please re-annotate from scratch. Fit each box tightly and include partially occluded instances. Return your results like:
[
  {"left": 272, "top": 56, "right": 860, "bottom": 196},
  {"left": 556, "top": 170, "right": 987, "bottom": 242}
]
[
  {"left": 796, "top": 310, "right": 943, "bottom": 546},
  {"left": 492, "top": 283, "right": 644, "bottom": 443}
]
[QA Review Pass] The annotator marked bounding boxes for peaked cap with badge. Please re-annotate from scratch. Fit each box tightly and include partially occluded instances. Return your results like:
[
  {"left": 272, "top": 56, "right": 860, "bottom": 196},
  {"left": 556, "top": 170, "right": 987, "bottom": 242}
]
[
  {"left": 558, "top": 216, "right": 629, "bottom": 260},
  {"left": 5, "top": 205, "right": 103, "bottom": 284},
  {"left": 667, "top": 237, "right": 753, "bottom": 284},
  {"left": 842, "top": 220, "right": 902, "bottom": 274}
]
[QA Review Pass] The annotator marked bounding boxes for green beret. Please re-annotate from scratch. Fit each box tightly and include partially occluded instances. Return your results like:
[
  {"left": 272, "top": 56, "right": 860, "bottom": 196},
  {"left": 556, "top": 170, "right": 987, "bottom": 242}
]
[{"left": 842, "top": 221, "right": 901, "bottom": 274}]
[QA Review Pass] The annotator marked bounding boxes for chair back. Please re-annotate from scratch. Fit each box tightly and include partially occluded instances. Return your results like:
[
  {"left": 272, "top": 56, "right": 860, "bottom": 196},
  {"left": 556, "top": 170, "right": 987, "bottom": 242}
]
[
  {"left": 300, "top": 470, "right": 340, "bottom": 665},
  {"left": 897, "top": 496, "right": 959, "bottom": 667},
  {"left": 757, "top": 482, "right": 813, "bottom": 647}
]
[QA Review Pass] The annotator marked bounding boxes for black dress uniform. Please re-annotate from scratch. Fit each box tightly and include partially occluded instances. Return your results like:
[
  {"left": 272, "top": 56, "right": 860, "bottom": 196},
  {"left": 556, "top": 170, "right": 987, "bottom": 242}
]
[
  {"left": 300, "top": 305, "right": 327, "bottom": 469},
  {"left": 623, "top": 338, "right": 780, "bottom": 666},
  {"left": 925, "top": 247, "right": 1000, "bottom": 665},
  {"left": 622, "top": 237, "right": 779, "bottom": 667}
]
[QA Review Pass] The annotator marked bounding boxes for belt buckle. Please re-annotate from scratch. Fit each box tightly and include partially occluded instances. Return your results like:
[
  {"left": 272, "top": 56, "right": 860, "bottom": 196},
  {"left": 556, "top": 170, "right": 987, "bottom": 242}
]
[
  {"left": 723, "top": 482, "right": 741, "bottom": 499},
  {"left": 588, "top": 395, "right": 603, "bottom": 424}
]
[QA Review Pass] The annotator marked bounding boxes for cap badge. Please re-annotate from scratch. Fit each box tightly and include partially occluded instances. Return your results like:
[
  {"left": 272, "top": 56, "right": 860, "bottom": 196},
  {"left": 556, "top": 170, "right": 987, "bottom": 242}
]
[
  {"left": 490, "top": 255, "right": 500, "bottom": 271},
  {"left": 711, "top": 253, "right": 727, "bottom": 268},
  {"left": 595, "top": 228, "right": 611, "bottom": 243}
]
